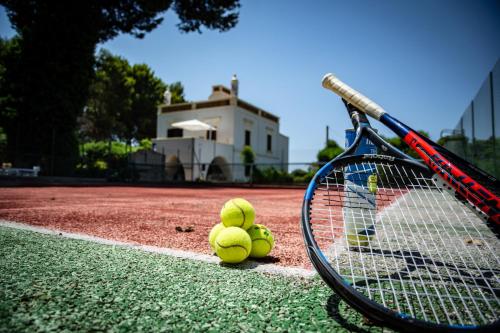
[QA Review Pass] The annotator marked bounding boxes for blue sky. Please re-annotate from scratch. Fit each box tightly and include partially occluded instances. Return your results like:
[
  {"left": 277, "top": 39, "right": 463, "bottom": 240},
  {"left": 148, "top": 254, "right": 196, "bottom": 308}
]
[{"left": 1, "top": 0, "right": 499, "bottom": 163}]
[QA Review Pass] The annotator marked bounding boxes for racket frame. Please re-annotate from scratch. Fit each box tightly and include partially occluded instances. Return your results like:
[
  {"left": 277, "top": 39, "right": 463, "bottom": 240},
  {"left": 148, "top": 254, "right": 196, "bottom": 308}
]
[
  {"left": 322, "top": 74, "right": 500, "bottom": 225},
  {"left": 301, "top": 102, "right": 499, "bottom": 332}
]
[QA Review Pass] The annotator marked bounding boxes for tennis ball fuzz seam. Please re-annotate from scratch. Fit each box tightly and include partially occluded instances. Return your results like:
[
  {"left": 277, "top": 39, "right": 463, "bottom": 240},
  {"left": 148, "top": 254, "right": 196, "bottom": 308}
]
[
  {"left": 220, "top": 198, "right": 255, "bottom": 230},
  {"left": 214, "top": 241, "right": 249, "bottom": 255},
  {"left": 250, "top": 237, "right": 272, "bottom": 248},
  {"left": 228, "top": 199, "right": 246, "bottom": 228},
  {"left": 208, "top": 223, "right": 226, "bottom": 252},
  {"left": 214, "top": 226, "right": 252, "bottom": 263},
  {"left": 247, "top": 224, "right": 274, "bottom": 258}
]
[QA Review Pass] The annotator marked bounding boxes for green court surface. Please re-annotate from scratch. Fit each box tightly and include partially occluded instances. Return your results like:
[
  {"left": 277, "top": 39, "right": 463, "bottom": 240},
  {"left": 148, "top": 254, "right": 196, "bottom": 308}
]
[{"left": 0, "top": 226, "right": 384, "bottom": 332}]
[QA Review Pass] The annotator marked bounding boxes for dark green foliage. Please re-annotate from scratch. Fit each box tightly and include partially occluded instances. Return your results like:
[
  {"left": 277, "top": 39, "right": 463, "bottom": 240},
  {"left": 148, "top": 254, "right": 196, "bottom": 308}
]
[
  {"left": 0, "top": 0, "right": 240, "bottom": 175},
  {"left": 174, "top": 0, "right": 240, "bottom": 33},
  {"left": 382, "top": 130, "right": 429, "bottom": 159},
  {"left": 252, "top": 167, "right": 293, "bottom": 184},
  {"left": 239, "top": 145, "right": 314, "bottom": 184},
  {"left": 168, "top": 81, "right": 187, "bottom": 104},
  {"left": 77, "top": 141, "right": 129, "bottom": 178},
  {"left": 240, "top": 145, "right": 256, "bottom": 179},
  {"left": 465, "top": 137, "right": 498, "bottom": 179},
  {"left": 0, "top": 127, "right": 6, "bottom": 162},
  {"left": 317, "top": 139, "right": 344, "bottom": 163},
  {"left": 290, "top": 168, "right": 315, "bottom": 183},
  {"left": 440, "top": 134, "right": 500, "bottom": 179},
  {"left": 139, "top": 138, "right": 153, "bottom": 150},
  {"left": 0, "top": 37, "right": 19, "bottom": 127},
  {"left": 129, "top": 63, "right": 168, "bottom": 141},
  {"left": 240, "top": 145, "right": 255, "bottom": 165},
  {"left": 0, "top": 3, "right": 104, "bottom": 174},
  {"left": 81, "top": 50, "right": 132, "bottom": 142},
  {"left": 77, "top": 140, "right": 150, "bottom": 178},
  {"left": 81, "top": 50, "right": 170, "bottom": 143},
  {"left": 0, "top": 38, "right": 17, "bottom": 163}
]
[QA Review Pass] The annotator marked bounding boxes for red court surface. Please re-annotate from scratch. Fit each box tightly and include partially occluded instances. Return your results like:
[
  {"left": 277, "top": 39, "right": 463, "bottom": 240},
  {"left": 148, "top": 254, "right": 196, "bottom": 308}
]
[{"left": 0, "top": 186, "right": 309, "bottom": 268}]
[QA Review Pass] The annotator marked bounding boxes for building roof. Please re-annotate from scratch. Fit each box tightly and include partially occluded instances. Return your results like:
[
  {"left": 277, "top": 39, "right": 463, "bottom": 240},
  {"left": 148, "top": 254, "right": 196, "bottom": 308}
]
[{"left": 159, "top": 85, "right": 280, "bottom": 123}]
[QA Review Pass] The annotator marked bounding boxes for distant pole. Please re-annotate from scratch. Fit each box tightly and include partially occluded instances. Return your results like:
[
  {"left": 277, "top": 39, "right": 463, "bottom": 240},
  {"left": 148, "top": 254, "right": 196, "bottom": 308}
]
[
  {"left": 326, "top": 126, "right": 329, "bottom": 146},
  {"left": 50, "top": 126, "right": 56, "bottom": 176}
]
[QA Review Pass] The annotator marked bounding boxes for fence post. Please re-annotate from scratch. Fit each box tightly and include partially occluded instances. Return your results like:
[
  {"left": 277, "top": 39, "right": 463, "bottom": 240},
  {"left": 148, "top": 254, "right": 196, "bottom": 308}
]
[{"left": 250, "top": 163, "right": 253, "bottom": 186}]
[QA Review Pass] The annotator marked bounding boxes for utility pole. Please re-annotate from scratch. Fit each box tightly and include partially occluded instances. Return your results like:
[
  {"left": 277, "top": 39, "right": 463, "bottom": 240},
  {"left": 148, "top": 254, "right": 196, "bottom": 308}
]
[{"left": 326, "top": 125, "right": 329, "bottom": 146}]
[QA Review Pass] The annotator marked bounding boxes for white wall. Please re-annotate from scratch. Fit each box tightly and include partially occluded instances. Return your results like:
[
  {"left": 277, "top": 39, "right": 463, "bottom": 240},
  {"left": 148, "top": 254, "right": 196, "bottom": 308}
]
[
  {"left": 153, "top": 137, "right": 239, "bottom": 181},
  {"left": 153, "top": 138, "right": 194, "bottom": 180},
  {"left": 155, "top": 98, "right": 289, "bottom": 180},
  {"left": 278, "top": 134, "right": 289, "bottom": 171},
  {"left": 157, "top": 106, "right": 235, "bottom": 145},
  {"left": 233, "top": 106, "right": 285, "bottom": 166}
]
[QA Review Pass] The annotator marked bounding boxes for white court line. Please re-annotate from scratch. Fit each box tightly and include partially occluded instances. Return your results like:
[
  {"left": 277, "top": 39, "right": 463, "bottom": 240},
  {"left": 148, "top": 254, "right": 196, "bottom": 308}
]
[
  {"left": 0, "top": 220, "right": 316, "bottom": 279},
  {"left": 376, "top": 190, "right": 412, "bottom": 221}
]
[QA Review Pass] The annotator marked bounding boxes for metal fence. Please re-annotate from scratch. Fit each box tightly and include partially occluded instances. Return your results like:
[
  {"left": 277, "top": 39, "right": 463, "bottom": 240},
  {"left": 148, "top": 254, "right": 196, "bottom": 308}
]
[
  {"left": 442, "top": 59, "right": 500, "bottom": 179},
  {"left": 0, "top": 149, "right": 322, "bottom": 185},
  {"left": 126, "top": 162, "right": 320, "bottom": 184}
]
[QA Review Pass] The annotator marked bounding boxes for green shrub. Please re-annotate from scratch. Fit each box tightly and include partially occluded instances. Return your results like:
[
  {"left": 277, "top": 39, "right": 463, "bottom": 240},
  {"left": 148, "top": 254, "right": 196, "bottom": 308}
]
[
  {"left": 76, "top": 141, "right": 130, "bottom": 178},
  {"left": 290, "top": 168, "right": 315, "bottom": 183},
  {"left": 252, "top": 166, "right": 293, "bottom": 184},
  {"left": 317, "top": 140, "right": 344, "bottom": 163}
]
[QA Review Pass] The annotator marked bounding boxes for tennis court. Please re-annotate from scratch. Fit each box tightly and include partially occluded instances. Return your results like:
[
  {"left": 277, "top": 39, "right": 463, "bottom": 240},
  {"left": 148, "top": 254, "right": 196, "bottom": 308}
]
[
  {"left": 1, "top": 184, "right": 497, "bottom": 331},
  {"left": 0, "top": 186, "right": 308, "bottom": 267},
  {"left": 0, "top": 185, "right": 386, "bottom": 332},
  {"left": 0, "top": 226, "right": 378, "bottom": 332}
]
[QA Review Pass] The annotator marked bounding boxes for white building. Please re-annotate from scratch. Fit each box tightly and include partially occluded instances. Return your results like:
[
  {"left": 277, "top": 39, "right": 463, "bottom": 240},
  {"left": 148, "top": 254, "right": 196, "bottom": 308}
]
[{"left": 153, "top": 76, "right": 289, "bottom": 181}]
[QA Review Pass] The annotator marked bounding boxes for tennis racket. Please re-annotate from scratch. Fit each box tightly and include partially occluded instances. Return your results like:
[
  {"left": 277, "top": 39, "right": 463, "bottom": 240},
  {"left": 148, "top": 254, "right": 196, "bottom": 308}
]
[
  {"left": 322, "top": 73, "right": 499, "bottom": 225},
  {"left": 301, "top": 77, "right": 500, "bottom": 331}
]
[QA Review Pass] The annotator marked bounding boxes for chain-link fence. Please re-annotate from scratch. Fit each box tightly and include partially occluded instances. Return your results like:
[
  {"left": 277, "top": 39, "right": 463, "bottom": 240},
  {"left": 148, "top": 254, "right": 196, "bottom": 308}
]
[
  {"left": 0, "top": 153, "right": 322, "bottom": 185},
  {"left": 126, "top": 162, "right": 320, "bottom": 185},
  {"left": 441, "top": 60, "right": 499, "bottom": 179}
]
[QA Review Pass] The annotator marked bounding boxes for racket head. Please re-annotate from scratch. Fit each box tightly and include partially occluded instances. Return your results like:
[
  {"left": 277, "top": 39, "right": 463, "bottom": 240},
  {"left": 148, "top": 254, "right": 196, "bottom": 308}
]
[{"left": 302, "top": 153, "right": 500, "bottom": 332}]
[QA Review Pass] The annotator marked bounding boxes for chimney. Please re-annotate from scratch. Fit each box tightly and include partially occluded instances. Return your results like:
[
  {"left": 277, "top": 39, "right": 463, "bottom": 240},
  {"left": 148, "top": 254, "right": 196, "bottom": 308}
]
[
  {"left": 164, "top": 88, "right": 172, "bottom": 105},
  {"left": 231, "top": 74, "right": 239, "bottom": 97}
]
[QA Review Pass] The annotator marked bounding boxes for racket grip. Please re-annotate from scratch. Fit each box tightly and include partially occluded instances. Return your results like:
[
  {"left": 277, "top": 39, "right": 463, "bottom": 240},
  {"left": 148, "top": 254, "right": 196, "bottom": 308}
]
[{"left": 322, "top": 73, "right": 386, "bottom": 119}]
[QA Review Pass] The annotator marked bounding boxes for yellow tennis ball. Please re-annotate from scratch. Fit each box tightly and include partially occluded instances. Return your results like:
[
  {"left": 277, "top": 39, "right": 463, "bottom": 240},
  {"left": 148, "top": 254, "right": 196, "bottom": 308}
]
[
  {"left": 208, "top": 223, "right": 225, "bottom": 252},
  {"left": 247, "top": 224, "right": 274, "bottom": 258},
  {"left": 367, "top": 174, "right": 378, "bottom": 194},
  {"left": 220, "top": 198, "right": 255, "bottom": 230},
  {"left": 215, "top": 227, "right": 252, "bottom": 264},
  {"left": 347, "top": 234, "right": 371, "bottom": 247}
]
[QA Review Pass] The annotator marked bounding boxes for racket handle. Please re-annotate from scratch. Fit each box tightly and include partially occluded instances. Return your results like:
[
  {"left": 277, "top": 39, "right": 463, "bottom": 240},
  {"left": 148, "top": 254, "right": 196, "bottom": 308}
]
[{"left": 322, "top": 73, "right": 386, "bottom": 120}]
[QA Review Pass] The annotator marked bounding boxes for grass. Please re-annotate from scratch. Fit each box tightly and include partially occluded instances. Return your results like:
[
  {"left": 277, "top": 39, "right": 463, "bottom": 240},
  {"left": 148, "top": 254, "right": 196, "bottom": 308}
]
[{"left": 0, "top": 226, "right": 382, "bottom": 332}]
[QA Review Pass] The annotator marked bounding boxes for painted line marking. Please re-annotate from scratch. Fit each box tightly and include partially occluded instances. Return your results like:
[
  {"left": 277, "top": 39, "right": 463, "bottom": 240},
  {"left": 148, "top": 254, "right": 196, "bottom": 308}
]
[{"left": 0, "top": 220, "right": 316, "bottom": 279}]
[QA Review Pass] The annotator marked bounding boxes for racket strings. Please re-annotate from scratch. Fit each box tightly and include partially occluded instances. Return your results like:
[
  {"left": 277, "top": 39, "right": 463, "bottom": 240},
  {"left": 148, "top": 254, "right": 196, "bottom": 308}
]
[
  {"left": 385, "top": 164, "right": 496, "bottom": 324},
  {"left": 309, "top": 160, "right": 500, "bottom": 326}
]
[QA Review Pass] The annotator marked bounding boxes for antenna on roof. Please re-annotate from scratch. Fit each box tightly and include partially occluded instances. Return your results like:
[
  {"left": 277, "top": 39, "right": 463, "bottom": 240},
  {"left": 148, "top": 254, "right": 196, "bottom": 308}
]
[{"left": 231, "top": 74, "right": 239, "bottom": 97}]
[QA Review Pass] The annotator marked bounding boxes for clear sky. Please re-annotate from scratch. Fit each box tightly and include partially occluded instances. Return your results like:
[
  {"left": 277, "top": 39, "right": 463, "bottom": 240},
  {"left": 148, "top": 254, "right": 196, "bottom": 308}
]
[{"left": 1, "top": 0, "right": 499, "bottom": 163}]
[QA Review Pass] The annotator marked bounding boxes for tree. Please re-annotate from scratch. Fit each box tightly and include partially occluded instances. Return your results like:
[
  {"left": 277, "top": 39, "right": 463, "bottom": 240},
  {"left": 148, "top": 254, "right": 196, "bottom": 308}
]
[
  {"left": 128, "top": 63, "right": 167, "bottom": 141},
  {"left": 81, "top": 50, "right": 132, "bottom": 142},
  {"left": 240, "top": 145, "right": 256, "bottom": 177},
  {"left": 0, "top": 37, "right": 20, "bottom": 162},
  {"left": 382, "top": 130, "right": 430, "bottom": 159},
  {"left": 317, "top": 139, "right": 344, "bottom": 163},
  {"left": 81, "top": 50, "right": 169, "bottom": 144},
  {"left": 0, "top": 0, "right": 240, "bottom": 175},
  {"left": 168, "top": 81, "right": 187, "bottom": 104}
]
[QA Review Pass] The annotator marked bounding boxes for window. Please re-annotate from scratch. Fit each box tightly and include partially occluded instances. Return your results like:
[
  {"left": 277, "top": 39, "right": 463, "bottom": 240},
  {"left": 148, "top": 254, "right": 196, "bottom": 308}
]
[
  {"left": 167, "top": 128, "right": 183, "bottom": 138},
  {"left": 245, "top": 130, "right": 251, "bottom": 146},
  {"left": 267, "top": 134, "right": 272, "bottom": 152},
  {"left": 206, "top": 130, "right": 217, "bottom": 141}
]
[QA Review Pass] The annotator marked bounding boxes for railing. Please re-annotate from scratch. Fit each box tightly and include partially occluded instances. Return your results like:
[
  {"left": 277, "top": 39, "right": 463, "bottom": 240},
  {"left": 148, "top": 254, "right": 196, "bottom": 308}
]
[
  {"left": 441, "top": 61, "right": 499, "bottom": 179},
  {"left": 126, "top": 162, "right": 321, "bottom": 184}
]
